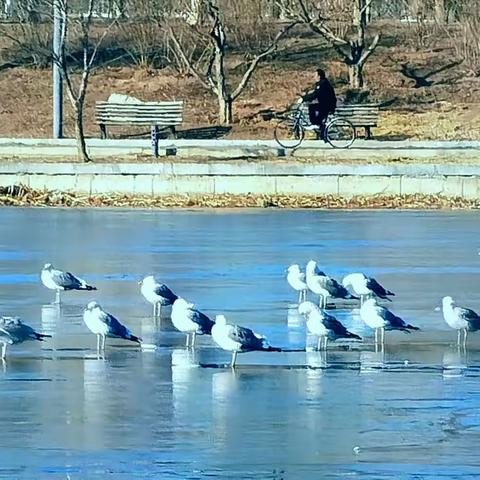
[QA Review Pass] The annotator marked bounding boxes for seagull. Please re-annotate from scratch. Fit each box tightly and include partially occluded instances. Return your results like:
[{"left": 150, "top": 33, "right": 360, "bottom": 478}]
[
  {"left": 298, "top": 301, "right": 361, "bottom": 350},
  {"left": 211, "top": 315, "right": 281, "bottom": 368},
  {"left": 286, "top": 264, "right": 308, "bottom": 303},
  {"left": 342, "top": 272, "right": 395, "bottom": 305},
  {"left": 442, "top": 296, "right": 480, "bottom": 347},
  {"left": 171, "top": 298, "right": 215, "bottom": 348},
  {"left": 360, "top": 298, "right": 419, "bottom": 346},
  {"left": 0, "top": 316, "right": 51, "bottom": 359},
  {"left": 41, "top": 263, "right": 96, "bottom": 303},
  {"left": 83, "top": 301, "right": 142, "bottom": 351},
  {"left": 306, "top": 260, "right": 358, "bottom": 308},
  {"left": 139, "top": 275, "right": 178, "bottom": 318}
]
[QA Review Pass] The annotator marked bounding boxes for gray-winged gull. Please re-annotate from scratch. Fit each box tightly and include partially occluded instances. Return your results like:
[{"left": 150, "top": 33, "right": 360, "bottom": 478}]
[
  {"left": 83, "top": 301, "right": 142, "bottom": 350},
  {"left": 41, "top": 263, "right": 96, "bottom": 303},
  {"left": 360, "top": 298, "right": 419, "bottom": 346},
  {"left": 139, "top": 275, "right": 178, "bottom": 318},
  {"left": 442, "top": 296, "right": 480, "bottom": 347},
  {"left": 342, "top": 272, "right": 395, "bottom": 305},
  {"left": 211, "top": 314, "right": 281, "bottom": 368},
  {"left": 298, "top": 301, "right": 361, "bottom": 350},
  {"left": 306, "top": 260, "right": 358, "bottom": 308},
  {"left": 286, "top": 264, "right": 308, "bottom": 303},
  {"left": 171, "top": 298, "right": 214, "bottom": 348},
  {"left": 0, "top": 316, "right": 51, "bottom": 359}
]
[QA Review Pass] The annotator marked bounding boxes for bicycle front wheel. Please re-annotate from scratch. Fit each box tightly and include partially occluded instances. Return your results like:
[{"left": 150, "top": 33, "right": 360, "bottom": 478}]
[
  {"left": 325, "top": 118, "right": 355, "bottom": 149},
  {"left": 274, "top": 117, "right": 305, "bottom": 149}
]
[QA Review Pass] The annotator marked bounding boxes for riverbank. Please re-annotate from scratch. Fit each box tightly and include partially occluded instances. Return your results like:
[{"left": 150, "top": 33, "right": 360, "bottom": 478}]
[{"left": 1, "top": 186, "right": 479, "bottom": 209}]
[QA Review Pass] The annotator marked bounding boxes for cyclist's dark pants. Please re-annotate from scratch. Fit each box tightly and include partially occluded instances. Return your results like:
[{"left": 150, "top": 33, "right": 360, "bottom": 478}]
[{"left": 308, "top": 104, "right": 329, "bottom": 139}]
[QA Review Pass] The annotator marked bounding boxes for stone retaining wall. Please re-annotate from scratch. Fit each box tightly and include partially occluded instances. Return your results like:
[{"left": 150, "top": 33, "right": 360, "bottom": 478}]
[{"left": 0, "top": 162, "right": 479, "bottom": 199}]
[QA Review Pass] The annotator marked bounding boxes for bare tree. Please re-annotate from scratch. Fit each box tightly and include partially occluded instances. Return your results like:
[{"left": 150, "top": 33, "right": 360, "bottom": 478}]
[
  {"left": 166, "top": 0, "right": 297, "bottom": 124},
  {"left": 285, "top": 0, "right": 380, "bottom": 89},
  {"left": 50, "top": 0, "right": 119, "bottom": 162}
]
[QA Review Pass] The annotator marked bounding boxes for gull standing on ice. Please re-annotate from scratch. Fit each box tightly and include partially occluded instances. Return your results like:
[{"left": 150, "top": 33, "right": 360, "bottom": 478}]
[
  {"left": 83, "top": 301, "right": 142, "bottom": 351},
  {"left": 139, "top": 275, "right": 178, "bottom": 318},
  {"left": 298, "top": 301, "right": 361, "bottom": 350},
  {"left": 0, "top": 316, "right": 51, "bottom": 360},
  {"left": 360, "top": 298, "right": 419, "bottom": 347},
  {"left": 286, "top": 264, "right": 308, "bottom": 303},
  {"left": 211, "top": 315, "right": 281, "bottom": 368},
  {"left": 442, "top": 296, "right": 480, "bottom": 347},
  {"left": 342, "top": 272, "right": 395, "bottom": 305},
  {"left": 306, "top": 260, "right": 358, "bottom": 308},
  {"left": 41, "top": 263, "right": 96, "bottom": 303},
  {"left": 171, "top": 298, "right": 214, "bottom": 348}
]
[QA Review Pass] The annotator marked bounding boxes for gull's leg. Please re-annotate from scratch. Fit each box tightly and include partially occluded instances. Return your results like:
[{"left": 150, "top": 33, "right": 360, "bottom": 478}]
[
  {"left": 231, "top": 351, "right": 237, "bottom": 368},
  {"left": 463, "top": 329, "right": 468, "bottom": 349},
  {"left": 185, "top": 334, "right": 190, "bottom": 348},
  {"left": 153, "top": 303, "right": 157, "bottom": 318},
  {"left": 298, "top": 290, "right": 302, "bottom": 304},
  {"left": 1, "top": 342, "right": 6, "bottom": 360},
  {"left": 191, "top": 332, "right": 196, "bottom": 348},
  {"left": 457, "top": 329, "right": 461, "bottom": 346},
  {"left": 374, "top": 328, "right": 378, "bottom": 345},
  {"left": 324, "top": 337, "right": 328, "bottom": 351},
  {"left": 96, "top": 334, "right": 100, "bottom": 352},
  {"left": 317, "top": 336, "right": 321, "bottom": 351},
  {"left": 360, "top": 295, "right": 364, "bottom": 307},
  {"left": 55, "top": 290, "right": 61, "bottom": 304},
  {"left": 102, "top": 335, "right": 106, "bottom": 350},
  {"left": 381, "top": 328, "right": 385, "bottom": 350}
]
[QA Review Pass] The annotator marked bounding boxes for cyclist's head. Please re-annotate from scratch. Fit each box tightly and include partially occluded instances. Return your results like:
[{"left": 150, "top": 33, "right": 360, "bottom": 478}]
[{"left": 316, "top": 68, "right": 326, "bottom": 79}]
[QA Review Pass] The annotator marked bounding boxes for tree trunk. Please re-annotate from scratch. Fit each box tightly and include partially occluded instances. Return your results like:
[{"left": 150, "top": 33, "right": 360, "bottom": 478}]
[
  {"left": 348, "top": 62, "right": 363, "bottom": 89},
  {"left": 74, "top": 103, "right": 91, "bottom": 162},
  {"left": 218, "top": 94, "right": 233, "bottom": 125}
]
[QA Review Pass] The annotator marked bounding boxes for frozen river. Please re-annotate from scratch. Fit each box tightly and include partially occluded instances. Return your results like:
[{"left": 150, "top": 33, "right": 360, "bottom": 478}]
[{"left": 1, "top": 207, "right": 480, "bottom": 479}]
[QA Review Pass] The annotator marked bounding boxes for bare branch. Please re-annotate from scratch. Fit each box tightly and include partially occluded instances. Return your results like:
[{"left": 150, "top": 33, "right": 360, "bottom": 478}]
[
  {"left": 231, "top": 21, "right": 298, "bottom": 101},
  {"left": 166, "top": 24, "right": 214, "bottom": 92},
  {"left": 358, "top": 33, "right": 380, "bottom": 65}
]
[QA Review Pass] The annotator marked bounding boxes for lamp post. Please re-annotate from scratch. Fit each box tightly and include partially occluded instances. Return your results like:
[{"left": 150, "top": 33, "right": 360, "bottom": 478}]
[{"left": 53, "top": 0, "right": 63, "bottom": 139}]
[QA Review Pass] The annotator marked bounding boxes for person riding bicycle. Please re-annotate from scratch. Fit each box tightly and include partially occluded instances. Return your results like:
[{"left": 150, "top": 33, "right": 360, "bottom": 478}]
[{"left": 301, "top": 68, "right": 337, "bottom": 141}]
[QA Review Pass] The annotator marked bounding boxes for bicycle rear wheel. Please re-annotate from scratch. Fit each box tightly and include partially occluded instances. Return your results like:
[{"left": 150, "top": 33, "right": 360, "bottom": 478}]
[
  {"left": 325, "top": 118, "right": 355, "bottom": 149},
  {"left": 274, "top": 117, "right": 305, "bottom": 149}
]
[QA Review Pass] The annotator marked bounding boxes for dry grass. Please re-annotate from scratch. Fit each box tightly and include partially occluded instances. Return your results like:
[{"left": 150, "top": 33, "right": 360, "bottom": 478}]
[{"left": 1, "top": 185, "right": 479, "bottom": 210}]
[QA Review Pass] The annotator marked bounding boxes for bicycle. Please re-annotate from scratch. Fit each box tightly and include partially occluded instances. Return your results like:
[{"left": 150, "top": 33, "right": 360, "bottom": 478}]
[{"left": 274, "top": 103, "right": 356, "bottom": 149}]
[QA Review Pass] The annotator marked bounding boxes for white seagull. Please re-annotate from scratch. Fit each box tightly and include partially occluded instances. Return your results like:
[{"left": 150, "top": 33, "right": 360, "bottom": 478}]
[
  {"left": 41, "top": 263, "right": 96, "bottom": 303},
  {"left": 298, "top": 301, "right": 361, "bottom": 350},
  {"left": 211, "top": 314, "right": 281, "bottom": 368},
  {"left": 0, "top": 316, "right": 51, "bottom": 359},
  {"left": 83, "top": 301, "right": 142, "bottom": 351},
  {"left": 171, "top": 298, "right": 215, "bottom": 348},
  {"left": 286, "top": 264, "right": 308, "bottom": 303},
  {"left": 442, "top": 296, "right": 480, "bottom": 347},
  {"left": 360, "top": 298, "right": 419, "bottom": 346},
  {"left": 139, "top": 275, "right": 178, "bottom": 318},
  {"left": 342, "top": 272, "right": 395, "bottom": 305},
  {"left": 306, "top": 260, "right": 358, "bottom": 308}
]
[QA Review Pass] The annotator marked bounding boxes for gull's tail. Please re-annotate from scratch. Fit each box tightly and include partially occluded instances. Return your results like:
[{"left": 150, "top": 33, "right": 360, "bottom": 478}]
[
  {"left": 127, "top": 333, "right": 142, "bottom": 344},
  {"left": 35, "top": 333, "right": 52, "bottom": 341},
  {"left": 345, "top": 332, "right": 362, "bottom": 341}
]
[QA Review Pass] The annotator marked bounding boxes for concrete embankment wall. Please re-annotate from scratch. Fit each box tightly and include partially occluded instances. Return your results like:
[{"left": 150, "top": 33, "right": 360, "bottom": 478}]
[{"left": 1, "top": 162, "right": 480, "bottom": 198}]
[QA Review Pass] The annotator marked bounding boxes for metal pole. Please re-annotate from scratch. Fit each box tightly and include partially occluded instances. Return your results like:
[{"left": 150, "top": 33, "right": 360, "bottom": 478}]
[{"left": 53, "top": 0, "right": 63, "bottom": 139}]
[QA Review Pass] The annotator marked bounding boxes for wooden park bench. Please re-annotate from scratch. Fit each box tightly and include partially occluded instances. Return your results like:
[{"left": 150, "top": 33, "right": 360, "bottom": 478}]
[
  {"left": 95, "top": 100, "right": 184, "bottom": 156},
  {"left": 331, "top": 104, "right": 380, "bottom": 139}
]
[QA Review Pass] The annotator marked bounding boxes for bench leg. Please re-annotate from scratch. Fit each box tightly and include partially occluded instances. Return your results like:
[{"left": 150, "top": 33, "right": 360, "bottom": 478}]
[
  {"left": 151, "top": 125, "right": 159, "bottom": 158},
  {"left": 365, "top": 126, "right": 372, "bottom": 140},
  {"left": 100, "top": 124, "right": 107, "bottom": 139},
  {"left": 168, "top": 126, "right": 177, "bottom": 139}
]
